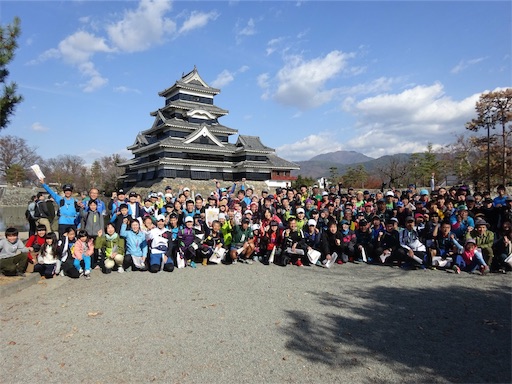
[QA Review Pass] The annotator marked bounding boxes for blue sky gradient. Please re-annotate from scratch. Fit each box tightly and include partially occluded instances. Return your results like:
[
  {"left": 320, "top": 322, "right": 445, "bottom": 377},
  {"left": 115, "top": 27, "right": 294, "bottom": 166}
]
[{"left": 2, "top": 0, "right": 510, "bottom": 164}]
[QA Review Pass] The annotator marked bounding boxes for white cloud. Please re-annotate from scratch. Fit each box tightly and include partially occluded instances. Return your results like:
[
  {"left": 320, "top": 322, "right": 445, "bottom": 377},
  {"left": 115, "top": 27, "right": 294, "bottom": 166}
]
[
  {"left": 179, "top": 11, "right": 219, "bottom": 34},
  {"left": 211, "top": 70, "right": 235, "bottom": 88},
  {"left": 276, "top": 134, "right": 343, "bottom": 161},
  {"left": 236, "top": 18, "right": 256, "bottom": 42},
  {"left": 340, "top": 83, "right": 481, "bottom": 157},
  {"left": 58, "top": 31, "right": 114, "bottom": 64},
  {"left": 113, "top": 85, "right": 141, "bottom": 93},
  {"left": 31, "top": 122, "right": 49, "bottom": 132},
  {"left": 79, "top": 61, "right": 109, "bottom": 92},
  {"left": 451, "top": 57, "right": 487, "bottom": 74},
  {"left": 211, "top": 66, "right": 250, "bottom": 88},
  {"left": 107, "top": 0, "right": 175, "bottom": 52},
  {"left": 266, "top": 37, "right": 284, "bottom": 56},
  {"left": 262, "top": 50, "right": 354, "bottom": 110}
]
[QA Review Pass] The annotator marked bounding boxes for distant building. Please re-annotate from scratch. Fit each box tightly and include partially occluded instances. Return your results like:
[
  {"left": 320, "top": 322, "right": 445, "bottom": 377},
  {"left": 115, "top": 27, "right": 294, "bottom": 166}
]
[{"left": 119, "top": 67, "right": 299, "bottom": 188}]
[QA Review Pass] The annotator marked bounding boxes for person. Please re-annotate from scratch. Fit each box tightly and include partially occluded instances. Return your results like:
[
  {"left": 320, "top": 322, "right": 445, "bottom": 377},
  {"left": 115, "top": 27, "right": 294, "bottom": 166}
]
[
  {"left": 25, "top": 195, "right": 38, "bottom": 237},
  {"left": 450, "top": 205, "right": 474, "bottom": 243},
  {"left": 466, "top": 219, "right": 494, "bottom": 267},
  {"left": 451, "top": 237, "right": 490, "bottom": 275},
  {"left": 355, "top": 219, "right": 374, "bottom": 262},
  {"left": 0, "top": 227, "right": 30, "bottom": 276},
  {"left": 320, "top": 221, "right": 343, "bottom": 268},
  {"left": 56, "top": 227, "right": 80, "bottom": 278},
  {"left": 281, "top": 217, "right": 307, "bottom": 267},
  {"left": 260, "top": 220, "right": 282, "bottom": 265},
  {"left": 81, "top": 199, "right": 104, "bottom": 269},
  {"left": 429, "top": 220, "right": 457, "bottom": 268},
  {"left": 120, "top": 219, "right": 148, "bottom": 271},
  {"left": 81, "top": 188, "right": 107, "bottom": 215},
  {"left": 303, "top": 219, "right": 321, "bottom": 260},
  {"left": 230, "top": 217, "right": 254, "bottom": 264},
  {"left": 146, "top": 215, "right": 174, "bottom": 273},
  {"left": 396, "top": 216, "right": 427, "bottom": 269},
  {"left": 111, "top": 203, "right": 131, "bottom": 234},
  {"left": 34, "top": 191, "right": 51, "bottom": 233},
  {"left": 95, "top": 223, "right": 125, "bottom": 274},
  {"left": 375, "top": 219, "right": 401, "bottom": 265},
  {"left": 177, "top": 216, "right": 199, "bottom": 268},
  {"left": 40, "top": 178, "right": 80, "bottom": 238},
  {"left": 25, "top": 224, "right": 47, "bottom": 271},
  {"left": 109, "top": 189, "right": 127, "bottom": 218},
  {"left": 73, "top": 229, "right": 94, "bottom": 279},
  {"left": 337, "top": 219, "right": 356, "bottom": 263},
  {"left": 34, "top": 232, "right": 59, "bottom": 279},
  {"left": 493, "top": 227, "right": 512, "bottom": 273},
  {"left": 199, "top": 220, "right": 224, "bottom": 266}
]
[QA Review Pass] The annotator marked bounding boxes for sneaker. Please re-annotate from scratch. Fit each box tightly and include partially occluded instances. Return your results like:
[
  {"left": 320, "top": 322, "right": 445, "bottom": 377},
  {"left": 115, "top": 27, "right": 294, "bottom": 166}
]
[
  {"left": 118, "top": 267, "right": 124, "bottom": 273},
  {"left": 296, "top": 259, "right": 303, "bottom": 267},
  {"left": 253, "top": 255, "right": 259, "bottom": 262},
  {"left": 84, "top": 270, "right": 91, "bottom": 280},
  {"left": 452, "top": 265, "right": 461, "bottom": 274},
  {"left": 316, "top": 260, "right": 323, "bottom": 267},
  {"left": 59, "top": 270, "right": 65, "bottom": 277},
  {"left": 202, "top": 258, "right": 208, "bottom": 266},
  {"left": 190, "top": 261, "right": 197, "bottom": 268},
  {"left": 336, "top": 259, "right": 343, "bottom": 265},
  {"left": 481, "top": 265, "right": 490, "bottom": 275},
  {"left": 232, "top": 259, "right": 238, "bottom": 265},
  {"left": 242, "top": 258, "right": 253, "bottom": 265}
]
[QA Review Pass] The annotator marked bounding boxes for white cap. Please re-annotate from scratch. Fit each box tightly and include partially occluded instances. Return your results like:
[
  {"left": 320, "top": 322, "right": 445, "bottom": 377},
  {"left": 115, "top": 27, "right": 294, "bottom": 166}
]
[
  {"left": 251, "top": 224, "right": 260, "bottom": 231},
  {"left": 183, "top": 187, "right": 190, "bottom": 192},
  {"left": 157, "top": 192, "right": 163, "bottom": 197},
  {"left": 244, "top": 209, "right": 253, "bottom": 215},
  {"left": 218, "top": 213, "right": 226, "bottom": 220},
  {"left": 164, "top": 193, "right": 172, "bottom": 198},
  {"left": 184, "top": 216, "right": 193, "bottom": 223},
  {"left": 322, "top": 191, "right": 329, "bottom": 196},
  {"left": 307, "top": 219, "right": 317, "bottom": 227},
  {"left": 385, "top": 191, "right": 394, "bottom": 197},
  {"left": 296, "top": 208, "right": 305, "bottom": 214},
  {"left": 156, "top": 214, "right": 165, "bottom": 222}
]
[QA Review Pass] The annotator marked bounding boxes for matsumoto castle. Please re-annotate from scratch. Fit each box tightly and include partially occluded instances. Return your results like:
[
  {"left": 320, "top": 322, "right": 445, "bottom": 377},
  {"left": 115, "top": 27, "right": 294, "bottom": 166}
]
[{"left": 120, "top": 67, "right": 299, "bottom": 188}]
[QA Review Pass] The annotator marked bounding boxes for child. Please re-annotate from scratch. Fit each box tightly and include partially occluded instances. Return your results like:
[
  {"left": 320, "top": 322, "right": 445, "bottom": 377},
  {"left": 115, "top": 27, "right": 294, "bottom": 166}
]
[
  {"left": 120, "top": 219, "right": 148, "bottom": 271},
  {"left": 177, "top": 216, "right": 199, "bottom": 268},
  {"left": 452, "top": 237, "right": 490, "bottom": 274},
  {"left": 57, "top": 227, "right": 80, "bottom": 278},
  {"left": 199, "top": 220, "right": 224, "bottom": 265},
  {"left": 0, "top": 227, "right": 30, "bottom": 276},
  {"left": 261, "top": 220, "right": 283, "bottom": 265},
  {"left": 95, "top": 223, "right": 126, "bottom": 274},
  {"left": 24, "top": 224, "right": 47, "bottom": 271},
  {"left": 250, "top": 223, "right": 262, "bottom": 261},
  {"left": 73, "top": 229, "right": 94, "bottom": 279},
  {"left": 218, "top": 213, "right": 232, "bottom": 250},
  {"left": 34, "top": 232, "right": 59, "bottom": 279},
  {"left": 230, "top": 218, "right": 254, "bottom": 264}
]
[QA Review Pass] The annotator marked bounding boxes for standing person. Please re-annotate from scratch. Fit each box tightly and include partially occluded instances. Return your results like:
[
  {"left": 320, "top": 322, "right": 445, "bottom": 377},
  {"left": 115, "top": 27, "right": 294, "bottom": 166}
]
[
  {"left": 46, "top": 195, "right": 59, "bottom": 234},
  {"left": 81, "top": 199, "right": 105, "bottom": 269},
  {"left": 39, "top": 177, "right": 80, "bottom": 238},
  {"left": 81, "top": 188, "right": 107, "bottom": 217},
  {"left": 34, "top": 192, "right": 51, "bottom": 233},
  {"left": 25, "top": 195, "right": 37, "bottom": 237}
]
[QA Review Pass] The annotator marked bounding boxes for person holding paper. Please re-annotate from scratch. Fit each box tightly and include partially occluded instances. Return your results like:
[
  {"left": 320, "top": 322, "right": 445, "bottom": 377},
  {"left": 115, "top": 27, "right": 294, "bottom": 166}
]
[
  {"left": 39, "top": 177, "right": 79, "bottom": 238},
  {"left": 396, "top": 216, "right": 427, "bottom": 269}
]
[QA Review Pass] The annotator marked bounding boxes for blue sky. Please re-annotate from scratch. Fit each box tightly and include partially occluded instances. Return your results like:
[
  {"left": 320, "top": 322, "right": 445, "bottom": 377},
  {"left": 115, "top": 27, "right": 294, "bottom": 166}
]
[{"left": 1, "top": 0, "right": 511, "bottom": 165}]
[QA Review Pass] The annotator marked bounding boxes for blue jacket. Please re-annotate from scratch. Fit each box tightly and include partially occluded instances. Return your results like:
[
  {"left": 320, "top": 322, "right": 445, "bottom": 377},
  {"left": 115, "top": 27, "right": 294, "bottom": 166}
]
[
  {"left": 42, "top": 184, "right": 78, "bottom": 225},
  {"left": 120, "top": 223, "right": 148, "bottom": 257}
]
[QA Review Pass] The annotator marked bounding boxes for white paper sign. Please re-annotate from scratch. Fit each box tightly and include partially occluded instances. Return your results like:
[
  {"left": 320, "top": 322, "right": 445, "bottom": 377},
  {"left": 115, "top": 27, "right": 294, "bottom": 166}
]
[{"left": 30, "top": 164, "right": 45, "bottom": 180}]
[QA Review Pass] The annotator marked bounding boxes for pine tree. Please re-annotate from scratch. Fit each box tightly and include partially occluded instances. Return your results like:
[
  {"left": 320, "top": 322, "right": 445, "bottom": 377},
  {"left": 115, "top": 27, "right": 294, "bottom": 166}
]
[{"left": 0, "top": 16, "right": 23, "bottom": 130}]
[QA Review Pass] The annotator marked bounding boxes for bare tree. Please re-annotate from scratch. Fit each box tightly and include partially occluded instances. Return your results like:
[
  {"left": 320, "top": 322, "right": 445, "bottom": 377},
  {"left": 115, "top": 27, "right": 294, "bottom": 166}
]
[
  {"left": 0, "top": 135, "right": 41, "bottom": 180},
  {"left": 376, "top": 156, "right": 408, "bottom": 189}
]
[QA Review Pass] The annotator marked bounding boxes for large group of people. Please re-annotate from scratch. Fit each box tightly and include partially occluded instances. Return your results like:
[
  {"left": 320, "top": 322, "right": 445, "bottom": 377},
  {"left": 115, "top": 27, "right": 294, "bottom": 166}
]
[{"left": 1, "top": 176, "right": 511, "bottom": 280}]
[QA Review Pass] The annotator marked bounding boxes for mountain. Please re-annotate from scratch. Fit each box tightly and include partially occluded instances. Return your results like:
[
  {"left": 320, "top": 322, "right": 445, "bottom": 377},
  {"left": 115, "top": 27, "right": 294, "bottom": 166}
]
[
  {"left": 293, "top": 151, "right": 412, "bottom": 179},
  {"left": 308, "top": 150, "right": 374, "bottom": 164}
]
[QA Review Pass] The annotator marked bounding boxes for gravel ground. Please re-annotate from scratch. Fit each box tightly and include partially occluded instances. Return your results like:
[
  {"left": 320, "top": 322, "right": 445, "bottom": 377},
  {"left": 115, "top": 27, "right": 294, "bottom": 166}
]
[{"left": 1, "top": 262, "right": 510, "bottom": 384}]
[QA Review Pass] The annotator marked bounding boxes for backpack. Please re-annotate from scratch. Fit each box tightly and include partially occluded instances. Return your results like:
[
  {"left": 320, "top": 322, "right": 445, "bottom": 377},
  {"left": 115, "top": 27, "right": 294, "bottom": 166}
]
[{"left": 33, "top": 201, "right": 42, "bottom": 218}]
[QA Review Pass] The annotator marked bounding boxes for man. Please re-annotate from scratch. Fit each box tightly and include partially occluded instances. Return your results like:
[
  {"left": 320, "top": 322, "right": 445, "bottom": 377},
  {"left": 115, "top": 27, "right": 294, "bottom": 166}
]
[
  {"left": 82, "top": 188, "right": 107, "bottom": 215},
  {"left": 39, "top": 178, "right": 79, "bottom": 237},
  {"left": 230, "top": 217, "right": 254, "bottom": 264},
  {"left": 281, "top": 217, "right": 307, "bottom": 266},
  {"left": 397, "top": 216, "right": 427, "bottom": 269},
  {"left": 146, "top": 215, "right": 174, "bottom": 273}
]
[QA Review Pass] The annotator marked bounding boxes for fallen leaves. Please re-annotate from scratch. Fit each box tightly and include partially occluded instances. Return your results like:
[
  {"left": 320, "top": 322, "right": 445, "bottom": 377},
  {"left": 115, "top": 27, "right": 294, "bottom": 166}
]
[{"left": 87, "top": 311, "right": 103, "bottom": 318}]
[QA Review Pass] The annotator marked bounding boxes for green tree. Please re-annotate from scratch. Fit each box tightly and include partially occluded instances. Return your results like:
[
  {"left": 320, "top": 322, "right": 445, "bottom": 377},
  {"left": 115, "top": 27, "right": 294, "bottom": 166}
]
[
  {"left": 0, "top": 16, "right": 23, "bottom": 130},
  {"left": 342, "top": 164, "right": 368, "bottom": 188},
  {"left": 466, "top": 89, "right": 512, "bottom": 186},
  {"left": 5, "top": 163, "right": 25, "bottom": 185}
]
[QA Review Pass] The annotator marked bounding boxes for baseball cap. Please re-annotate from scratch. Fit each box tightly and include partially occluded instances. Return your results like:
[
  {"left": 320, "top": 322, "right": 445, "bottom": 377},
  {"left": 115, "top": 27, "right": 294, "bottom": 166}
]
[
  {"left": 296, "top": 208, "right": 305, "bottom": 214},
  {"left": 155, "top": 214, "right": 165, "bottom": 222},
  {"left": 184, "top": 216, "right": 193, "bottom": 223},
  {"left": 385, "top": 191, "right": 394, "bottom": 197},
  {"left": 307, "top": 219, "right": 317, "bottom": 227}
]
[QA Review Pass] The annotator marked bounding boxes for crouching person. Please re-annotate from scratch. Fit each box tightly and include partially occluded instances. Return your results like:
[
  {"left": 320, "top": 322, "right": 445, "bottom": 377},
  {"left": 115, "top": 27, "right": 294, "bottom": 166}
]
[
  {"left": 120, "top": 219, "right": 148, "bottom": 271},
  {"left": 452, "top": 237, "right": 490, "bottom": 274},
  {"left": 34, "top": 232, "right": 59, "bottom": 279},
  {"left": 0, "top": 227, "right": 30, "bottom": 276},
  {"left": 56, "top": 227, "right": 80, "bottom": 278},
  {"left": 95, "top": 223, "right": 125, "bottom": 274},
  {"left": 147, "top": 215, "right": 174, "bottom": 273},
  {"left": 281, "top": 217, "right": 307, "bottom": 267}
]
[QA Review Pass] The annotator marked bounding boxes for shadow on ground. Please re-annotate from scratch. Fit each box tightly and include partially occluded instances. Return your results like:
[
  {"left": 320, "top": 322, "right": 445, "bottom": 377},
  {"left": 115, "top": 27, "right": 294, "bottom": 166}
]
[{"left": 282, "top": 283, "right": 511, "bottom": 383}]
